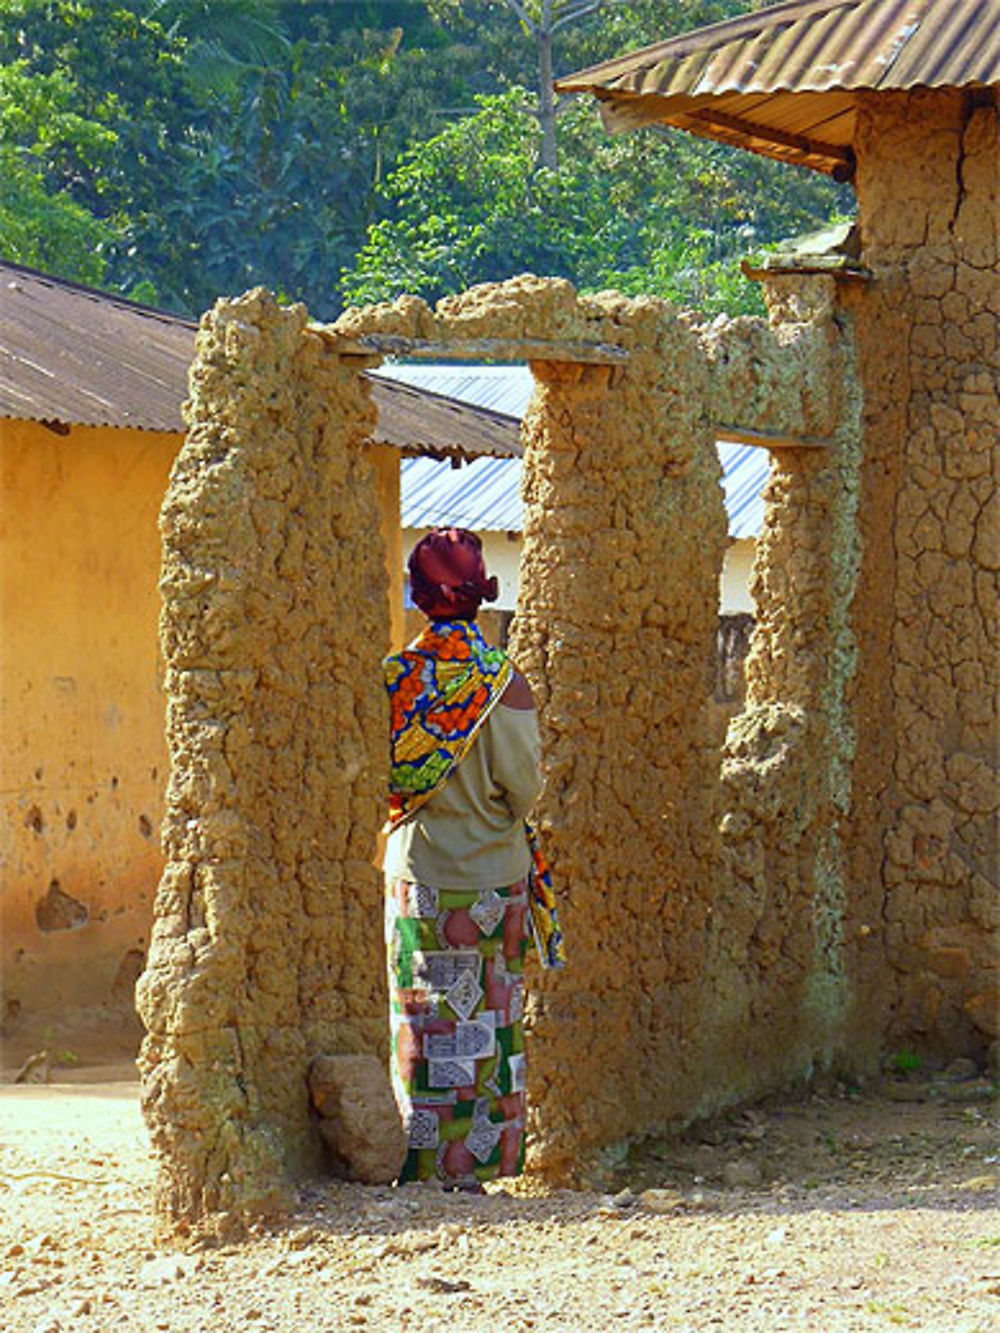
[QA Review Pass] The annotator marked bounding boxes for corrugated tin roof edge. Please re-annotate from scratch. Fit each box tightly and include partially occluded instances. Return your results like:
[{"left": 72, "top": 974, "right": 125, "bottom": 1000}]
[{"left": 1, "top": 258, "right": 198, "bottom": 330}]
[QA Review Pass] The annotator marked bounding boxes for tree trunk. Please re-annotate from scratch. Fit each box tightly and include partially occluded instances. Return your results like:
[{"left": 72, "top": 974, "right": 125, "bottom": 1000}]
[{"left": 537, "top": 23, "right": 557, "bottom": 171}]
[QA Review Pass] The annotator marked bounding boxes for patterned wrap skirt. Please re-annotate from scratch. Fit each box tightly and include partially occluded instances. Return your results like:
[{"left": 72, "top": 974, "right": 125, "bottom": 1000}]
[{"left": 386, "top": 876, "right": 529, "bottom": 1185}]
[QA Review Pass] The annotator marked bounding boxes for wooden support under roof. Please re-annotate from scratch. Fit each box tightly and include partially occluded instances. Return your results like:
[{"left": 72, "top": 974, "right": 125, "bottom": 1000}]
[
  {"left": 718, "top": 424, "right": 830, "bottom": 451},
  {"left": 315, "top": 329, "right": 630, "bottom": 365}
]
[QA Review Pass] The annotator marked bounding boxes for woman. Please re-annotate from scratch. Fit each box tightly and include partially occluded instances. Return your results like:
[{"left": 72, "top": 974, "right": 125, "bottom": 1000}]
[{"left": 383, "top": 527, "right": 561, "bottom": 1189}]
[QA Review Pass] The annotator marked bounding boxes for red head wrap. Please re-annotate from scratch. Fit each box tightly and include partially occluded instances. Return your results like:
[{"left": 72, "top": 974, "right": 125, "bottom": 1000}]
[{"left": 408, "top": 528, "right": 499, "bottom": 620}]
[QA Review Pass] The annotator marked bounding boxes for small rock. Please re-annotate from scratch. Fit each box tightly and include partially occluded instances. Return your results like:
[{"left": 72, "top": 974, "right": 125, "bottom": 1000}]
[
  {"left": 722, "top": 1160, "right": 762, "bottom": 1189},
  {"left": 958, "top": 1174, "right": 999, "bottom": 1192},
  {"left": 943, "top": 1057, "right": 979, "bottom": 1082},
  {"left": 406, "top": 1235, "right": 439, "bottom": 1254},
  {"left": 309, "top": 1054, "right": 407, "bottom": 1185},
  {"left": 416, "top": 1276, "right": 471, "bottom": 1294},
  {"left": 941, "top": 1080, "right": 997, "bottom": 1104},
  {"left": 14, "top": 1050, "right": 51, "bottom": 1085},
  {"left": 613, "top": 1188, "right": 637, "bottom": 1209},
  {"left": 287, "top": 1227, "right": 322, "bottom": 1250},
  {"left": 139, "top": 1254, "right": 196, "bottom": 1286},
  {"left": 764, "top": 1226, "right": 787, "bottom": 1247},
  {"left": 638, "top": 1188, "right": 684, "bottom": 1215}
]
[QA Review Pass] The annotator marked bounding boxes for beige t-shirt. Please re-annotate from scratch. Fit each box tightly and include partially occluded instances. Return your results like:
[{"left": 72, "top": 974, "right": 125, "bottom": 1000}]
[{"left": 384, "top": 702, "right": 542, "bottom": 890}]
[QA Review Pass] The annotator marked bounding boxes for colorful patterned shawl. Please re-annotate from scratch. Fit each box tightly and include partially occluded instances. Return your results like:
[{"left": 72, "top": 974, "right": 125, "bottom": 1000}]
[{"left": 385, "top": 619, "right": 565, "bottom": 970}]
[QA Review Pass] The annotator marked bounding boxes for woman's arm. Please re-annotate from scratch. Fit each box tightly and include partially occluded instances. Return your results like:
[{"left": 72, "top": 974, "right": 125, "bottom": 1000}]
[{"left": 490, "top": 674, "right": 542, "bottom": 818}]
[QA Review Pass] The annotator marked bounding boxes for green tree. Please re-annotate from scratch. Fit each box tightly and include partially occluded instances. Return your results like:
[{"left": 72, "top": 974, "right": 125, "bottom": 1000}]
[
  {"left": 161, "top": 13, "right": 476, "bottom": 318},
  {"left": 0, "top": 60, "right": 114, "bottom": 282},
  {"left": 342, "top": 89, "right": 848, "bottom": 315},
  {"left": 429, "top": 0, "right": 749, "bottom": 167},
  {"left": 0, "top": 1, "right": 204, "bottom": 302}
]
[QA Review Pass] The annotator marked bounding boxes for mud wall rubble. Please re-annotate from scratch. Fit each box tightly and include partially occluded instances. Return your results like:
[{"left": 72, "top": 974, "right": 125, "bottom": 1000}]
[
  {"left": 137, "top": 292, "right": 389, "bottom": 1228},
  {"left": 853, "top": 89, "right": 998, "bottom": 1060}
]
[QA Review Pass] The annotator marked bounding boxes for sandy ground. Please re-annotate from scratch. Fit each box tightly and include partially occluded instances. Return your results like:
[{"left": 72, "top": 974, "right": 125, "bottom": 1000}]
[{"left": 1, "top": 1071, "right": 998, "bottom": 1333}]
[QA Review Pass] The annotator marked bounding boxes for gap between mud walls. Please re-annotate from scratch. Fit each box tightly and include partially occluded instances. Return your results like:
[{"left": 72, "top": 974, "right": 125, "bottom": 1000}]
[{"left": 137, "top": 292, "right": 389, "bottom": 1230}]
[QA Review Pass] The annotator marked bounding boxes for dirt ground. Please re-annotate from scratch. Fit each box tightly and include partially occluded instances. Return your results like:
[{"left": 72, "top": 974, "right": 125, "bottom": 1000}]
[{"left": 1, "top": 1067, "right": 997, "bottom": 1333}]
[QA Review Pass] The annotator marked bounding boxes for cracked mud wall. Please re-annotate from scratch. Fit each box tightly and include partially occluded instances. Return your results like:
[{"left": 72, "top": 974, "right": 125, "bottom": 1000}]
[
  {"left": 854, "top": 89, "right": 999, "bottom": 1061},
  {"left": 136, "top": 291, "right": 389, "bottom": 1230},
  {"left": 335, "top": 276, "right": 884, "bottom": 1174}
]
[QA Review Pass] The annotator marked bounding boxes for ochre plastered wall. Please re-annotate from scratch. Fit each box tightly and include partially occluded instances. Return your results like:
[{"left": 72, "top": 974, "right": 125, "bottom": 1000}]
[
  {"left": 0, "top": 419, "right": 173, "bottom": 1041},
  {"left": 1, "top": 426, "right": 403, "bottom": 1065},
  {"left": 136, "top": 292, "right": 390, "bottom": 1229},
  {"left": 854, "top": 89, "right": 999, "bottom": 1060}
]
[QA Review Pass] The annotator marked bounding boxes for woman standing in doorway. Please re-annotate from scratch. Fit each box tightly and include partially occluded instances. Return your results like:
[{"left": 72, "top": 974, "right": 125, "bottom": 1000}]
[{"left": 383, "top": 528, "right": 562, "bottom": 1190}]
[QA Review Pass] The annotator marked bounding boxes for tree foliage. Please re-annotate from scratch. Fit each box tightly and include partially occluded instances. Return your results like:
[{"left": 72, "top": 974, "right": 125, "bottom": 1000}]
[
  {"left": 0, "top": 59, "right": 114, "bottom": 282},
  {"left": 344, "top": 89, "right": 849, "bottom": 316},
  {"left": 0, "top": 0, "right": 853, "bottom": 318}
]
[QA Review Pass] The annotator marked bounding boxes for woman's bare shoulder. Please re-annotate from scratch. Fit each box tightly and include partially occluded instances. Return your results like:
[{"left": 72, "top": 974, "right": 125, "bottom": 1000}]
[{"left": 499, "top": 671, "right": 535, "bottom": 711}]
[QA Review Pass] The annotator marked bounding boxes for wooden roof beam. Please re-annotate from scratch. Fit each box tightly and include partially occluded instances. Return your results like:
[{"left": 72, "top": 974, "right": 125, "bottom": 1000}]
[
  {"left": 317, "top": 331, "right": 630, "bottom": 366},
  {"left": 689, "top": 107, "right": 856, "bottom": 180},
  {"left": 718, "top": 424, "right": 830, "bottom": 451}
]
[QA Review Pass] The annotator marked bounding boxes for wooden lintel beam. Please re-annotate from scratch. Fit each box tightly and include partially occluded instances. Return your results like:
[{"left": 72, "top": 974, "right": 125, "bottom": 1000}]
[
  {"left": 316, "top": 330, "right": 629, "bottom": 365},
  {"left": 717, "top": 424, "right": 830, "bottom": 451}
]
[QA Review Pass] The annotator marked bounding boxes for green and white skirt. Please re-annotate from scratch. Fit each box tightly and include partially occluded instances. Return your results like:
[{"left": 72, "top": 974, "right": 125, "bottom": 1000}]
[{"left": 386, "top": 876, "right": 529, "bottom": 1185}]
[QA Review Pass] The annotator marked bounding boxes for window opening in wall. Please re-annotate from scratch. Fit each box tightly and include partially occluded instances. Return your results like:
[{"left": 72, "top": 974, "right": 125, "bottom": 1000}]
[
  {"left": 378, "top": 361, "right": 530, "bottom": 652},
  {"left": 712, "top": 439, "right": 768, "bottom": 729}
]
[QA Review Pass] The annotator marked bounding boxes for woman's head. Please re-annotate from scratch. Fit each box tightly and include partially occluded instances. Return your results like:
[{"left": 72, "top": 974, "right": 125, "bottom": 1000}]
[{"left": 408, "top": 528, "right": 499, "bottom": 621}]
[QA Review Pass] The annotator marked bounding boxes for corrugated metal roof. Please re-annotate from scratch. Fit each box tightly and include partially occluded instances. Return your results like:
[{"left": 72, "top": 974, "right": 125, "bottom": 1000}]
[
  {"left": 0, "top": 261, "right": 520, "bottom": 460},
  {"left": 364, "top": 375, "right": 522, "bottom": 460},
  {"left": 402, "top": 456, "right": 525, "bottom": 531},
  {"left": 717, "top": 440, "right": 769, "bottom": 539},
  {"left": 396, "top": 366, "right": 769, "bottom": 538},
  {"left": 557, "top": 0, "right": 1000, "bottom": 174},
  {"left": 0, "top": 262, "right": 197, "bottom": 432},
  {"left": 375, "top": 363, "right": 535, "bottom": 419}
]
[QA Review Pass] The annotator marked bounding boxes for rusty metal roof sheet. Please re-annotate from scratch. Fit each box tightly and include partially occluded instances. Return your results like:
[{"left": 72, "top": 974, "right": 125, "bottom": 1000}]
[
  {"left": 0, "top": 261, "right": 521, "bottom": 460},
  {"left": 557, "top": 0, "right": 1000, "bottom": 174}
]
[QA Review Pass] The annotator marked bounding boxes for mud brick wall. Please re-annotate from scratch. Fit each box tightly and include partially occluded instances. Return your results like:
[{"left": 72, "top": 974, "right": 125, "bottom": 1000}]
[
  {"left": 689, "top": 283, "right": 879, "bottom": 1099},
  {"left": 853, "top": 89, "right": 999, "bottom": 1061},
  {"left": 514, "top": 312, "right": 728, "bottom": 1180},
  {"left": 336, "top": 276, "right": 882, "bottom": 1173},
  {"left": 136, "top": 291, "right": 389, "bottom": 1229}
]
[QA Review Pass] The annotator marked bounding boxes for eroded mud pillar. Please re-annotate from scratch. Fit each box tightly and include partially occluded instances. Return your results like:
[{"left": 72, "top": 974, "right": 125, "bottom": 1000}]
[
  {"left": 510, "top": 307, "right": 727, "bottom": 1180},
  {"left": 137, "top": 291, "right": 388, "bottom": 1230},
  {"left": 716, "top": 276, "right": 868, "bottom": 1080}
]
